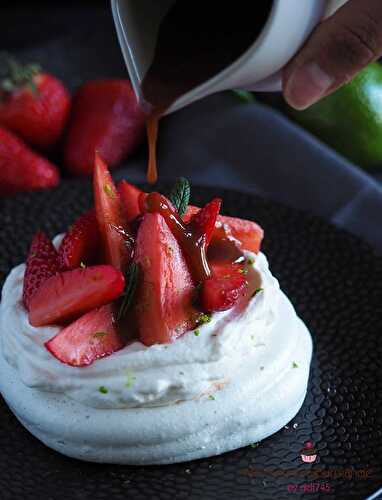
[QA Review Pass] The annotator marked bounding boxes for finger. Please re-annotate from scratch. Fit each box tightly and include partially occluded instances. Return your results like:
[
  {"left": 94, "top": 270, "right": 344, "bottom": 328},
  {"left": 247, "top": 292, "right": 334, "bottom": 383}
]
[{"left": 283, "top": 0, "right": 382, "bottom": 110}]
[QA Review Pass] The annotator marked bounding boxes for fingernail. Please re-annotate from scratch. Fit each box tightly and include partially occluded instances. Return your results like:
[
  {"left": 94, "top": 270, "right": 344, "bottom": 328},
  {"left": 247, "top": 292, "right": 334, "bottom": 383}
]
[{"left": 285, "top": 62, "right": 334, "bottom": 110}]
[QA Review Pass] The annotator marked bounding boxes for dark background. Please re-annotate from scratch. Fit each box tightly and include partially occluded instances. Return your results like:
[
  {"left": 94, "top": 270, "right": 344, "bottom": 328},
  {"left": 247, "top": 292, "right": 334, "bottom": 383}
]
[{"left": 1, "top": 1, "right": 126, "bottom": 90}]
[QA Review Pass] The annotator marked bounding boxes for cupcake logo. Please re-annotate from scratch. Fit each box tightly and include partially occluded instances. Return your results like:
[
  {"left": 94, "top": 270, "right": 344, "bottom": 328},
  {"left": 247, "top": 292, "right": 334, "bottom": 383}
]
[{"left": 300, "top": 441, "right": 317, "bottom": 463}]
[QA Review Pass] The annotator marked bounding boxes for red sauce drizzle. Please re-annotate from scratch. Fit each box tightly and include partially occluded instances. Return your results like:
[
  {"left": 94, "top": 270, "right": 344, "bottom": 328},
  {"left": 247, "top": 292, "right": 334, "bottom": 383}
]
[
  {"left": 143, "top": 192, "right": 211, "bottom": 282},
  {"left": 146, "top": 115, "right": 159, "bottom": 185}
]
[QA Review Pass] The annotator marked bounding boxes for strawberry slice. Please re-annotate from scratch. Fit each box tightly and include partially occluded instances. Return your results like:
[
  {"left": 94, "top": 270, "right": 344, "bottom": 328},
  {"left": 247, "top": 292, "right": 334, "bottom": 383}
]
[
  {"left": 187, "top": 198, "right": 221, "bottom": 247},
  {"left": 141, "top": 193, "right": 220, "bottom": 282},
  {"left": 22, "top": 231, "right": 60, "bottom": 310},
  {"left": 58, "top": 210, "right": 100, "bottom": 270},
  {"left": 114, "top": 181, "right": 263, "bottom": 253},
  {"left": 28, "top": 265, "right": 125, "bottom": 327},
  {"left": 206, "top": 224, "right": 244, "bottom": 265},
  {"left": 185, "top": 205, "right": 264, "bottom": 254},
  {"left": 133, "top": 213, "right": 197, "bottom": 346},
  {"left": 200, "top": 263, "right": 248, "bottom": 313},
  {"left": 45, "top": 304, "right": 124, "bottom": 367},
  {"left": 118, "top": 180, "right": 147, "bottom": 222},
  {"left": 216, "top": 214, "right": 264, "bottom": 254},
  {"left": 93, "top": 153, "right": 133, "bottom": 271}
]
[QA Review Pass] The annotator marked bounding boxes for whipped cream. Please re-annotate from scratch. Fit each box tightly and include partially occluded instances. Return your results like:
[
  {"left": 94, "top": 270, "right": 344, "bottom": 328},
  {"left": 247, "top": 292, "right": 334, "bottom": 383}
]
[{"left": 0, "top": 247, "right": 313, "bottom": 464}]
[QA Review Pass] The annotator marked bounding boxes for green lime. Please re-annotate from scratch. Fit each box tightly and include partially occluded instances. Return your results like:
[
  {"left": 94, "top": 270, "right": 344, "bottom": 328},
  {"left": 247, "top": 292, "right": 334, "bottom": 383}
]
[{"left": 288, "top": 62, "right": 382, "bottom": 170}]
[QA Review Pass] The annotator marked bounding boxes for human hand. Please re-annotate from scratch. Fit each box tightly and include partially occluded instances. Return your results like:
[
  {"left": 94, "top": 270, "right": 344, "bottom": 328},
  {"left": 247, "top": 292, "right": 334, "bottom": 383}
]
[{"left": 283, "top": 0, "right": 382, "bottom": 109}]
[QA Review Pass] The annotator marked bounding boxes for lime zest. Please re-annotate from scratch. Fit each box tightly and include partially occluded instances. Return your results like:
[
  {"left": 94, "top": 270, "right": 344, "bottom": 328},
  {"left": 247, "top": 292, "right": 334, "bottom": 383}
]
[
  {"left": 93, "top": 331, "right": 108, "bottom": 339},
  {"left": 125, "top": 370, "right": 136, "bottom": 388},
  {"left": 103, "top": 183, "right": 115, "bottom": 198}
]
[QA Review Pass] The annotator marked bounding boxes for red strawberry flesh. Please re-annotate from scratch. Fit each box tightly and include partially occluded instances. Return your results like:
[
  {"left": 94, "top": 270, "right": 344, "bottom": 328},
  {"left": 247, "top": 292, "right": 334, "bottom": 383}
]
[
  {"left": 206, "top": 225, "right": 244, "bottom": 266},
  {"left": 28, "top": 265, "right": 125, "bottom": 327},
  {"left": 118, "top": 180, "right": 147, "bottom": 222},
  {"left": 142, "top": 193, "right": 220, "bottom": 282},
  {"left": 58, "top": 210, "right": 100, "bottom": 270},
  {"left": 22, "top": 231, "right": 60, "bottom": 310},
  {"left": 93, "top": 153, "right": 133, "bottom": 271},
  {"left": 116, "top": 183, "right": 262, "bottom": 257},
  {"left": 200, "top": 263, "right": 248, "bottom": 313},
  {"left": 187, "top": 198, "right": 221, "bottom": 247},
  {"left": 45, "top": 304, "right": 124, "bottom": 367},
  {"left": 184, "top": 205, "right": 264, "bottom": 254},
  {"left": 133, "top": 213, "right": 197, "bottom": 346}
]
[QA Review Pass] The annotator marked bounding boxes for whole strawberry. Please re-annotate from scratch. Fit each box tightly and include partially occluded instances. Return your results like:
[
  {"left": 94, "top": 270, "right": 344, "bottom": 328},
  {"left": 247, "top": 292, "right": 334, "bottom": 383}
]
[
  {"left": 0, "top": 127, "right": 60, "bottom": 195},
  {"left": 64, "top": 79, "right": 145, "bottom": 176},
  {"left": 0, "top": 53, "right": 71, "bottom": 151}
]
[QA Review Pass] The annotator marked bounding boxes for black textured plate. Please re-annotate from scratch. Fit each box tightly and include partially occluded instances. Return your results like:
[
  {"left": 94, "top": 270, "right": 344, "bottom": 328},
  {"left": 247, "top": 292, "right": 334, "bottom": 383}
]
[{"left": 0, "top": 181, "right": 381, "bottom": 500}]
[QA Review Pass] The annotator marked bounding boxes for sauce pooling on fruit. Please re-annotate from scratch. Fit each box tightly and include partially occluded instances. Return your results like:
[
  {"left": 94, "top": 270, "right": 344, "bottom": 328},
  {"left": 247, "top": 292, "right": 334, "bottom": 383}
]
[
  {"left": 142, "top": 192, "right": 211, "bottom": 281},
  {"left": 206, "top": 226, "right": 244, "bottom": 266},
  {"left": 141, "top": 192, "right": 246, "bottom": 283}
]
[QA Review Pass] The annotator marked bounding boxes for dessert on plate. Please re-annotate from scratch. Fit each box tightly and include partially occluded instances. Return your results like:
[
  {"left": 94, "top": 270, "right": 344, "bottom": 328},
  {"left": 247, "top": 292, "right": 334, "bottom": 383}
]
[{"left": 0, "top": 154, "right": 312, "bottom": 464}]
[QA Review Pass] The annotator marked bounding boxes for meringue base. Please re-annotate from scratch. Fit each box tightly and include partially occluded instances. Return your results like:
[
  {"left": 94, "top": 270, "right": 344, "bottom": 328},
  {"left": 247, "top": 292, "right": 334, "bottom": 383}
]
[{"left": 0, "top": 294, "right": 312, "bottom": 465}]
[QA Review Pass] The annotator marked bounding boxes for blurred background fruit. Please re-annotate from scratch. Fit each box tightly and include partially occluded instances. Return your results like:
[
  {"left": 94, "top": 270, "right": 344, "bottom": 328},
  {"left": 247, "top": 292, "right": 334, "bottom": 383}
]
[
  {"left": 0, "top": 126, "right": 60, "bottom": 195},
  {"left": 64, "top": 79, "right": 145, "bottom": 176},
  {"left": 0, "top": 53, "right": 71, "bottom": 151},
  {"left": 286, "top": 63, "right": 382, "bottom": 170},
  {"left": 0, "top": 52, "right": 146, "bottom": 195}
]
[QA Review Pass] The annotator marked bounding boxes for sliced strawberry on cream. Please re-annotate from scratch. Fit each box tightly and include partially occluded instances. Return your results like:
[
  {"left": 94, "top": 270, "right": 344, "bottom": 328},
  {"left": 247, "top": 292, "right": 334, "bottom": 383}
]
[
  {"left": 187, "top": 198, "right": 222, "bottom": 247},
  {"left": 0, "top": 172, "right": 315, "bottom": 466},
  {"left": 118, "top": 180, "right": 147, "bottom": 222},
  {"left": 116, "top": 183, "right": 263, "bottom": 255},
  {"left": 200, "top": 263, "right": 249, "bottom": 312},
  {"left": 45, "top": 304, "right": 124, "bottom": 367},
  {"left": 58, "top": 210, "right": 100, "bottom": 270},
  {"left": 141, "top": 193, "right": 220, "bottom": 282},
  {"left": 216, "top": 214, "right": 264, "bottom": 254},
  {"left": 185, "top": 205, "right": 264, "bottom": 254},
  {"left": 22, "top": 230, "right": 61, "bottom": 310},
  {"left": 28, "top": 265, "right": 125, "bottom": 327},
  {"left": 133, "top": 213, "right": 197, "bottom": 346},
  {"left": 93, "top": 153, "right": 133, "bottom": 271}
]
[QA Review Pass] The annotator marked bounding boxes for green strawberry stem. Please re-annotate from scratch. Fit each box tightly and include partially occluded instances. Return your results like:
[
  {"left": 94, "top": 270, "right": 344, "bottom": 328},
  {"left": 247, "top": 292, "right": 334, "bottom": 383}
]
[{"left": 0, "top": 52, "right": 40, "bottom": 95}]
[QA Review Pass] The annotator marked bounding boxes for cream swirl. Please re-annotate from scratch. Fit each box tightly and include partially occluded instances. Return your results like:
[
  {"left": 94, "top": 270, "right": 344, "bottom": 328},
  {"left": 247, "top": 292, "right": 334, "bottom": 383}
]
[
  {"left": 0, "top": 248, "right": 313, "bottom": 464},
  {"left": 1, "top": 251, "right": 283, "bottom": 409}
]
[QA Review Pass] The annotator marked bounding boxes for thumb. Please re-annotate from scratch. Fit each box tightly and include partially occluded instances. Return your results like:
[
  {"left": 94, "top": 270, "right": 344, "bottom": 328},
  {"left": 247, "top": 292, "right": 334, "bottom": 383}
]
[{"left": 283, "top": 0, "right": 382, "bottom": 110}]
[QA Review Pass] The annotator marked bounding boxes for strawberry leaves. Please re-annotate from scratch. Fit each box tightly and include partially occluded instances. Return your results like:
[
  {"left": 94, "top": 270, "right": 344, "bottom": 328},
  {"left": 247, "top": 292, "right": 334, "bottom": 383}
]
[
  {"left": 168, "top": 177, "right": 190, "bottom": 217},
  {"left": 0, "top": 52, "right": 40, "bottom": 94}
]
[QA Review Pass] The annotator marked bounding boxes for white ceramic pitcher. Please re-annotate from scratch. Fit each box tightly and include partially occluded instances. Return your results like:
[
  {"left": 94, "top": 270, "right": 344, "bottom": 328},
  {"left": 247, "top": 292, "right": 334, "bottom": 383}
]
[{"left": 111, "top": 0, "right": 348, "bottom": 114}]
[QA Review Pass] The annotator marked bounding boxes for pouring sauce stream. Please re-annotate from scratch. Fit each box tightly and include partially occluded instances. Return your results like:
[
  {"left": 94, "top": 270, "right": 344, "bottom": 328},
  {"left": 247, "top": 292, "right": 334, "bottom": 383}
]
[{"left": 140, "top": 0, "right": 272, "bottom": 183}]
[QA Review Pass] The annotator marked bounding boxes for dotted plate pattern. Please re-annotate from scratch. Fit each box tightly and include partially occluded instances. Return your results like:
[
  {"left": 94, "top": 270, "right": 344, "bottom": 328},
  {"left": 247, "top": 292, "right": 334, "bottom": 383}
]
[{"left": 0, "top": 181, "right": 381, "bottom": 500}]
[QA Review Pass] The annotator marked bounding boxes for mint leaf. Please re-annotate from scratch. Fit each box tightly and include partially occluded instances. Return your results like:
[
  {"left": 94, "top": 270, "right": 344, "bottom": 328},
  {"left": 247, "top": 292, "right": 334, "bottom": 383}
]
[
  {"left": 168, "top": 178, "right": 190, "bottom": 217},
  {"left": 117, "top": 263, "right": 139, "bottom": 320}
]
